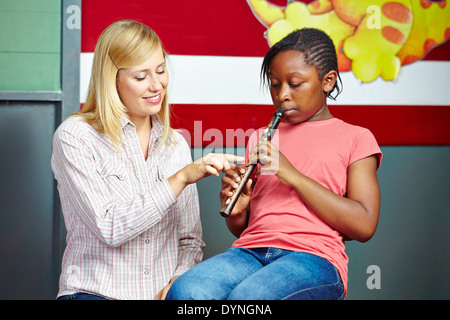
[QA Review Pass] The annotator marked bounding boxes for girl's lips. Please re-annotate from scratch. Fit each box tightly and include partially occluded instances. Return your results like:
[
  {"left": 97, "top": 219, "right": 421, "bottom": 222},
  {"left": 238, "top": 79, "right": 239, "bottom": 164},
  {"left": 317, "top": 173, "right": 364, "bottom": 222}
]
[
  {"left": 143, "top": 94, "right": 161, "bottom": 104},
  {"left": 283, "top": 108, "right": 296, "bottom": 115}
]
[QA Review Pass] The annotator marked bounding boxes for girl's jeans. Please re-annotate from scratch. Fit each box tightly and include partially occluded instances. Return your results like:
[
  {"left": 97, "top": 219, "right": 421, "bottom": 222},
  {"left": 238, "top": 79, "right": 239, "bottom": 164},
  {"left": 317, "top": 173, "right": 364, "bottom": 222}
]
[{"left": 166, "top": 247, "right": 344, "bottom": 300}]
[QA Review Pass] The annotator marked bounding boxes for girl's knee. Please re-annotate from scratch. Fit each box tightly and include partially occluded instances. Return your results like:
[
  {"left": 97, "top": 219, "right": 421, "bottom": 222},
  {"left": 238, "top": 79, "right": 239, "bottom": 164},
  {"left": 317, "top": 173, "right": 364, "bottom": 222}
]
[
  {"left": 283, "top": 281, "right": 344, "bottom": 300},
  {"left": 165, "top": 273, "right": 217, "bottom": 300},
  {"left": 165, "top": 275, "right": 195, "bottom": 300}
]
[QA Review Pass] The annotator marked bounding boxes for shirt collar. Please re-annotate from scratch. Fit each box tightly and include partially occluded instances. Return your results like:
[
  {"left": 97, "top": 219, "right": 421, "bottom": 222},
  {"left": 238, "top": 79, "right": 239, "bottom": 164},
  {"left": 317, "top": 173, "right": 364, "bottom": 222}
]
[
  {"left": 120, "top": 115, "right": 132, "bottom": 130},
  {"left": 120, "top": 114, "right": 163, "bottom": 132},
  {"left": 120, "top": 114, "right": 166, "bottom": 144},
  {"left": 150, "top": 114, "right": 164, "bottom": 141}
]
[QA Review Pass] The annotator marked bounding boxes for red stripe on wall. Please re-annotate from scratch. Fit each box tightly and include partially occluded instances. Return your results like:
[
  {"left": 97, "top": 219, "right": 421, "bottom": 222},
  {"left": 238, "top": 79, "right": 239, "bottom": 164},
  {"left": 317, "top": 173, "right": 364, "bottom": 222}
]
[
  {"left": 170, "top": 104, "right": 450, "bottom": 146},
  {"left": 81, "top": 0, "right": 450, "bottom": 61},
  {"left": 81, "top": 0, "right": 270, "bottom": 56},
  {"left": 423, "top": 40, "right": 450, "bottom": 62}
]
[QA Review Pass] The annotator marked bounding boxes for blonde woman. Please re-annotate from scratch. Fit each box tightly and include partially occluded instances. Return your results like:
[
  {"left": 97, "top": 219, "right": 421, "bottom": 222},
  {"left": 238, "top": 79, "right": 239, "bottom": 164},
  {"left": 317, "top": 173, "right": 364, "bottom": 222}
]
[{"left": 51, "top": 20, "right": 242, "bottom": 300}]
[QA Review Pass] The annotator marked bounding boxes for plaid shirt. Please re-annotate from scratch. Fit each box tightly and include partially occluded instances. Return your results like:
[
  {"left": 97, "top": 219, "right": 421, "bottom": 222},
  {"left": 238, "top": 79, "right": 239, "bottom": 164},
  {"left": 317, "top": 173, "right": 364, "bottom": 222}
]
[{"left": 51, "top": 115, "right": 203, "bottom": 299}]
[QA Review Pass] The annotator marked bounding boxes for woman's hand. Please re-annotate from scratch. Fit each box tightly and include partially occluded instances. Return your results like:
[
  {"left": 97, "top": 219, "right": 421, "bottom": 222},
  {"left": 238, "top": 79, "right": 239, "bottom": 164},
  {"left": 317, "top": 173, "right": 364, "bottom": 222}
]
[
  {"left": 155, "top": 276, "right": 179, "bottom": 300},
  {"left": 168, "top": 153, "right": 244, "bottom": 197}
]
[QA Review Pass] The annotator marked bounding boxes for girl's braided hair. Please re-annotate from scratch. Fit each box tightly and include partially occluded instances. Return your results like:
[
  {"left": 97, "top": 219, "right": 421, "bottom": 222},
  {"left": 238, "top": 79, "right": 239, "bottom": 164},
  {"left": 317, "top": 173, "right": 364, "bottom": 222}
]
[{"left": 261, "top": 28, "right": 343, "bottom": 100}]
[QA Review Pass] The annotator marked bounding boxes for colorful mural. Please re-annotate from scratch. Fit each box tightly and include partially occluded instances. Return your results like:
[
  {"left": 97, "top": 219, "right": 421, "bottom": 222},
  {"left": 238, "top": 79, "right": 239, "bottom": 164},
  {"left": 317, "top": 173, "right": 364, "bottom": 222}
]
[
  {"left": 80, "top": 0, "right": 450, "bottom": 145},
  {"left": 248, "top": 0, "right": 450, "bottom": 82}
]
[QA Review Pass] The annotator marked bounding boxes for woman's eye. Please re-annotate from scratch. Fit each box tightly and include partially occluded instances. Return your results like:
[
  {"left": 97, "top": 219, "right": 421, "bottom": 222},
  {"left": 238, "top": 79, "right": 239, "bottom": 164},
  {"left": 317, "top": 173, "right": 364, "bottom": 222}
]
[
  {"left": 156, "top": 68, "right": 166, "bottom": 75},
  {"left": 135, "top": 76, "right": 146, "bottom": 81},
  {"left": 290, "top": 83, "right": 301, "bottom": 88},
  {"left": 270, "top": 82, "right": 279, "bottom": 88}
]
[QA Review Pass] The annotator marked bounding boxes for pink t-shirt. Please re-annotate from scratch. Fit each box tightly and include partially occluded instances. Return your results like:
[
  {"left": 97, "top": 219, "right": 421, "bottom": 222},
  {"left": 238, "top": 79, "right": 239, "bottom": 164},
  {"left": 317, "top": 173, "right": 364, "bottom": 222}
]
[{"left": 232, "top": 118, "right": 382, "bottom": 295}]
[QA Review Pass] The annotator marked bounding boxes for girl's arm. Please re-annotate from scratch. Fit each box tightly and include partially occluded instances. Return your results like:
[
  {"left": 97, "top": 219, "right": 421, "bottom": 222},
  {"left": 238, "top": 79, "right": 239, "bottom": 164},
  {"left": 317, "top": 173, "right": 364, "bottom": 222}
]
[{"left": 256, "top": 142, "right": 380, "bottom": 243}]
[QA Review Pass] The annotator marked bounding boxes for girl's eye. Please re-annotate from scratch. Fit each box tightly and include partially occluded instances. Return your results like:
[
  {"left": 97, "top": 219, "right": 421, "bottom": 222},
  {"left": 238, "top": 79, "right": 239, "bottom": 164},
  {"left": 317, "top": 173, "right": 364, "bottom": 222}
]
[
  {"left": 270, "top": 82, "right": 279, "bottom": 88},
  {"left": 290, "top": 83, "right": 301, "bottom": 88},
  {"left": 156, "top": 68, "right": 166, "bottom": 75},
  {"left": 135, "top": 76, "right": 146, "bottom": 81}
]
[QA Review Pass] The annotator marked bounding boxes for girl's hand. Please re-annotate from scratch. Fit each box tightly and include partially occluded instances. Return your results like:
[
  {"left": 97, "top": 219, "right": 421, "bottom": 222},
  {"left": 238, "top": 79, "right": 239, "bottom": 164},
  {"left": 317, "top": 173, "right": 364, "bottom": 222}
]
[
  {"left": 220, "top": 165, "right": 253, "bottom": 238},
  {"left": 249, "top": 141, "right": 297, "bottom": 187},
  {"left": 169, "top": 153, "right": 244, "bottom": 197},
  {"left": 220, "top": 165, "right": 253, "bottom": 216}
]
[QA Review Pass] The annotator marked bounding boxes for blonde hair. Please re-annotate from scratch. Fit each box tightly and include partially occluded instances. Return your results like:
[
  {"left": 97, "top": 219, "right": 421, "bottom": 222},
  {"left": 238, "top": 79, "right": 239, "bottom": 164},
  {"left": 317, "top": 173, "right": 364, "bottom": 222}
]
[{"left": 76, "top": 19, "right": 174, "bottom": 149}]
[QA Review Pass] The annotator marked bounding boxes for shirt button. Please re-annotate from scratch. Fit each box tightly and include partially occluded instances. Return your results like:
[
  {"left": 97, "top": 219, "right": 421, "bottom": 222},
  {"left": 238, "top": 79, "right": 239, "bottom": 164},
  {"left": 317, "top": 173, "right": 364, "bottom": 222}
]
[{"left": 145, "top": 239, "right": 150, "bottom": 244}]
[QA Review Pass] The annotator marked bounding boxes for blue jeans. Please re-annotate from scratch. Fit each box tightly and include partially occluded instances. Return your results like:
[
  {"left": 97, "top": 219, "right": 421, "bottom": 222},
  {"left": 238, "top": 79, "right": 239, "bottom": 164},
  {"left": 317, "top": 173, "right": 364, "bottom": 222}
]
[
  {"left": 166, "top": 247, "right": 344, "bottom": 300},
  {"left": 57, "top": 293, "right": 108, "bottom": 300}
]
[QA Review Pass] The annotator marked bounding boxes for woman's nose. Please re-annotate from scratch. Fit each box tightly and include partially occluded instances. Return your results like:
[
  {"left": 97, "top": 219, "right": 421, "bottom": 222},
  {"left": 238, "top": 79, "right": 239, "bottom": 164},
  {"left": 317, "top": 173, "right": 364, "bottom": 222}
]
[{"left": 148, "top": 75, "right": 163, "bottom": 92}]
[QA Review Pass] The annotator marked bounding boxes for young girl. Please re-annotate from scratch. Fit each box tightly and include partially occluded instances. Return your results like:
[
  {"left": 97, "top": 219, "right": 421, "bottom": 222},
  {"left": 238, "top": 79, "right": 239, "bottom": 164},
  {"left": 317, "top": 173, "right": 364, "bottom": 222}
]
[
  {"left": 51, "top": 20, "right": 241, "bottom": 300},
  {"left": 166, "top": 28, "right": 382, "bottom": 300}
]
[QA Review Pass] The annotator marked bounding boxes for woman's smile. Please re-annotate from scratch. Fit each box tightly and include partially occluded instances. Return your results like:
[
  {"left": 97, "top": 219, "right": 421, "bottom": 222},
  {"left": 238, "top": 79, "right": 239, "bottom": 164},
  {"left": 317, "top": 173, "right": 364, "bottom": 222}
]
[{"left": 143, "top": 93, "right": 162, "bottom": 104}]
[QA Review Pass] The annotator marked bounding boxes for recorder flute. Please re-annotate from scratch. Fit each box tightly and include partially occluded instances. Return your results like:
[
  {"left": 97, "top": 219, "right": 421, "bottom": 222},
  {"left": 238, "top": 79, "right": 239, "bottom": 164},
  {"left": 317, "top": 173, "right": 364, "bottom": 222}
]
[{"left": 220, "top": 109, "right": 284, "bottom": 218}]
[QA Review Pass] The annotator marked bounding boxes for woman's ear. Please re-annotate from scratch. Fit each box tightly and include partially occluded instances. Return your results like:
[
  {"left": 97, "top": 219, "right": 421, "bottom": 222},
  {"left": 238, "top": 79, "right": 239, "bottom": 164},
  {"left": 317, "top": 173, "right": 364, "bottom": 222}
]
[{"left": 322, "top": 70, "right": 337, "bottom": 94}]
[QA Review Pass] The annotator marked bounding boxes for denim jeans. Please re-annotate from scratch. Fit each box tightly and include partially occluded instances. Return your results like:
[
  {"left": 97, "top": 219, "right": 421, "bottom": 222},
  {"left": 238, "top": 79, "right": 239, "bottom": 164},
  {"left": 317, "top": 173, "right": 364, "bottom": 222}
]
[
  {"left": 57, "top": 292, "right": 108, "bottom": 300},
  {"left": 166, "top": 247, "right": 344, "bottom": 300}
]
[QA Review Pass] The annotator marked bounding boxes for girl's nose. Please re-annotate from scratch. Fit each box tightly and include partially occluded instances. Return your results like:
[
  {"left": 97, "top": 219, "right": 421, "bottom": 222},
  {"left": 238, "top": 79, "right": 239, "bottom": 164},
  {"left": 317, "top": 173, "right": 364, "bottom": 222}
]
[{"left": 278, "top": 84, "right": 290, "bottom": 102}]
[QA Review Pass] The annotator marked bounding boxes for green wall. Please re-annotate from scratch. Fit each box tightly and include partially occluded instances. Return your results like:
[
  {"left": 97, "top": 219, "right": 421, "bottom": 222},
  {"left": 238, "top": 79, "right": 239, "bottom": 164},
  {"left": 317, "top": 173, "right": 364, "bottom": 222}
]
[
  {"left": 0, "top": 0, "right": 76, "bottom": 299},
  {"left": 0, "top": 0, "right": 61, "bottom": 91}
]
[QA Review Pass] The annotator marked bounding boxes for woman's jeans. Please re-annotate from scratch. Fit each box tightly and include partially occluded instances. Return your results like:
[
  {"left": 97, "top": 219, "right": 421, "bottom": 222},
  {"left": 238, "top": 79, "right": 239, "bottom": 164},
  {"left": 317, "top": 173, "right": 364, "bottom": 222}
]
[
  {"left": 166, "top": 247, "right": 344, "bottom": 300},
  {"left": 57, "top": 293, "right": 108, "bottom": 300}
]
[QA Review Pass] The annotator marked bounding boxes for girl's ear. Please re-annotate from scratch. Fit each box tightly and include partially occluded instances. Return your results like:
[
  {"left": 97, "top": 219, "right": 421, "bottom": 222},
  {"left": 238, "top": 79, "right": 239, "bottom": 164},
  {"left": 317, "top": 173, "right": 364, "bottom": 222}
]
[{"left": 322, "top": 70, "right": 337, "bottom": 94}]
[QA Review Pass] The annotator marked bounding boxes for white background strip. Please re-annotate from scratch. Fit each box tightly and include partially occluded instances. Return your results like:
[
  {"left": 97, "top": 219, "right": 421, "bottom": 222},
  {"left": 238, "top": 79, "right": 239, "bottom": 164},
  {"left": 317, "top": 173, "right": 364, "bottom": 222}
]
[{"left": 80, "top": 53, "right": 450, "bottom": 106}]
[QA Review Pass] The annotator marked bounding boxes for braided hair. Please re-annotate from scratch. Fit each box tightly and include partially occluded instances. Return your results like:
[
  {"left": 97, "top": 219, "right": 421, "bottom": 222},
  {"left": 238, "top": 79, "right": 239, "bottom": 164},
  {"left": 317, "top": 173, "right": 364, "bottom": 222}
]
[{"left": 261, "top": 28, "right": 342, "bottom": 100}]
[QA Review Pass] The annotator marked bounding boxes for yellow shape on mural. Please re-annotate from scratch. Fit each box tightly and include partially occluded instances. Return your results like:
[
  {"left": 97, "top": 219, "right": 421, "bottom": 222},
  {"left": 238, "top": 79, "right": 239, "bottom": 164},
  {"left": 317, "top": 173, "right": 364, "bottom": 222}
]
[{"left": 247, "top": 0, "right": 450, "bottom": 83}]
